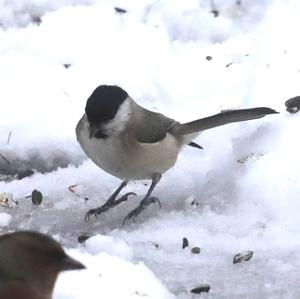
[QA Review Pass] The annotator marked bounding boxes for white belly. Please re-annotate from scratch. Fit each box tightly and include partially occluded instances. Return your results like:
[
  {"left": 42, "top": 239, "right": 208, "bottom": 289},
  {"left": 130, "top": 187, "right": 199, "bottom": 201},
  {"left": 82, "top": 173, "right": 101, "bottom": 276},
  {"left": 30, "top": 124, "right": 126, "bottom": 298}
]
[{"left": 76, "top": 116, "right": 181, "bottom": 180}]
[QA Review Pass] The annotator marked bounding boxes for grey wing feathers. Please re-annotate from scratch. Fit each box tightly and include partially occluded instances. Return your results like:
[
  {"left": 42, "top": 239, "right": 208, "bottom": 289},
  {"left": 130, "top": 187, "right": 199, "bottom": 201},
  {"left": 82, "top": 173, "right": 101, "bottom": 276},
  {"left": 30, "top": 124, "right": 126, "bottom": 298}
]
[
  {"left": 134, "top": 110, "right": 178, "bottom": 143},
  {"left": 169, "top": 107, "right": 278, "bottom": 136}
]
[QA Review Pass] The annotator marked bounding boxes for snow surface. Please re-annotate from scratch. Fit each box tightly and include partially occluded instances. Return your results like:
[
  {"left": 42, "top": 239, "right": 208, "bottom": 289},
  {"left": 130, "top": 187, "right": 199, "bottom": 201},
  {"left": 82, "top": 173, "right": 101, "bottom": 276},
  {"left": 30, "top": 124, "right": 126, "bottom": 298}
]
[{"left": 0, "top": 0, "right": 300, "bottom": 298}]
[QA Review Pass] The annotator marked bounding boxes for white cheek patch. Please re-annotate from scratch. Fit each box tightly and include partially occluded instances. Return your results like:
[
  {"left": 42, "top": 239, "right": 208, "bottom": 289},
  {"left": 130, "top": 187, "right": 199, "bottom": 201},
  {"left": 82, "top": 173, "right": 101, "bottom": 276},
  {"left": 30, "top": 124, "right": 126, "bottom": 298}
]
[{"left": 104, "top": 98, "right": 132, "bottom": 134}]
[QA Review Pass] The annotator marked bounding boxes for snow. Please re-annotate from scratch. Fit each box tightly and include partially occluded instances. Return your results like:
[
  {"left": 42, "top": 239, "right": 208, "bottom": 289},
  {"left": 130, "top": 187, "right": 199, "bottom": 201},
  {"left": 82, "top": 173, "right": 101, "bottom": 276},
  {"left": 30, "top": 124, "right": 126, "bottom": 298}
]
[
  {"left": 0, "top": 0, "right": 300, "bottom": 298},
  {"left": 0, "top": 212, "right": 12, "bottom": 226},
  {"left": 54, "top": 246, "right": 175, "bottom": 299}
]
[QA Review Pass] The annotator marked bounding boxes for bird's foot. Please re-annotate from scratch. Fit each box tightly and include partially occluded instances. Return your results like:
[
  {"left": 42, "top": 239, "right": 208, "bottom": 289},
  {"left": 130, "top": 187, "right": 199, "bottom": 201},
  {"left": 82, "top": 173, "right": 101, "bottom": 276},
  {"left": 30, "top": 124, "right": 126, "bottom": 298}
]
[
  {"left": 123, "top": 196, "right": 161, "bottom": 225},
  {"left": 85, "top": 192, "right": 136, "bottom": 221}
]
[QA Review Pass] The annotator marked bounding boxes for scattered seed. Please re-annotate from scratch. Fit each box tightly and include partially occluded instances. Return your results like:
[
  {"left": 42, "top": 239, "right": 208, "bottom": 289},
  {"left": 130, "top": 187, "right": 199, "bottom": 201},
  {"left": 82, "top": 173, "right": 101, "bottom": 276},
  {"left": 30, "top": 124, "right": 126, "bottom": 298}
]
[
  {"left": 63, "top": 63, "right": 72, "bottom": 69},
  {"left": 237, "top": 153, "right": 254, "bottom": 163},
  {"left": 68, "top": 184, "right": 89, "bottom": 201},
  {"left": 149, "top": 241, "right": 159, "bottom": 249},
  {"left": 191, "top": 200, "right": 199, "bottom": 206},
  {"left": 31, "top": 15, "right": 42, "bottom": 25},
  {"left": 226, "top": 61, "right": 233, "bottom": 68},
  {"left": 68, "top": 184, "right": 78, "bottom": 193},
  {"left": 0, "top": 193, "right": 9, "bottom": 206},
  {"left": 191, "top": 284, "right": 211, "bottom": 294},
  {"left": 206, "top": 55, "right": 213, "bottom": 61},
  {"left": 237, "top": 153, "right": 263, "bottom": 163},
  {"left": 211, "top": 9, "right": 219, "bottom": 17},
  {"left": 191, "top": 247, "right": 201, "bottom": 254},
  {"left": 182, "top": 237, "right": 189, "bottom": 249},
  {"left": 233, "top": 251, "right": 253, "bottom": 264},
  {"left": 78, "top": 234, "right": 92, "bottom": 243},
  {"left": 0, "top": 193, "right": 16, "bottom": 208},
  {"left": 114, "top": 7, "right": 127, "bottom": 14},
  {"left": 31, "top": 189, "right": 43, "bottom": 206},
  {"left": 285, "top": 96, "right": 300, "bottom": 113}
]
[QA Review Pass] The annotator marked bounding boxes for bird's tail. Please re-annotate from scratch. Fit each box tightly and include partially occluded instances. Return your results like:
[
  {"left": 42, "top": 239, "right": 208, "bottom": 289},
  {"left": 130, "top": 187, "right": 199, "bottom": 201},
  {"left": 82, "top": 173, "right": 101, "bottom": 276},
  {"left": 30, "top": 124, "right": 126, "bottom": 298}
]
[{"left": 170, "top": 107, "right": 278, "bottom": 136}]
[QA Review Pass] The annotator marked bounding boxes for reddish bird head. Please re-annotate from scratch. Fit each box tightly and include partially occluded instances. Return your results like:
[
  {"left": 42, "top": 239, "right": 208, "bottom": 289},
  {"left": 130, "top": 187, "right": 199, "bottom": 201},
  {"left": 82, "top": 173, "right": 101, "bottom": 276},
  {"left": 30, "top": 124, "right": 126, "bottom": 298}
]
[{"left": 0, "top": 231, "right": 85, "bottom": 299}]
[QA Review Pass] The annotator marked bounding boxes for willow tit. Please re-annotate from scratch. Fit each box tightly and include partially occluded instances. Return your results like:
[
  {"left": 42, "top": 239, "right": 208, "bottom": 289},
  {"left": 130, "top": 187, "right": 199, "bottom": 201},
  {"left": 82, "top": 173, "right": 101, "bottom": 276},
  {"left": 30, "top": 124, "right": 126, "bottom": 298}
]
[{"left": 76, "top": 85, "right": 278, "bottom": 224}]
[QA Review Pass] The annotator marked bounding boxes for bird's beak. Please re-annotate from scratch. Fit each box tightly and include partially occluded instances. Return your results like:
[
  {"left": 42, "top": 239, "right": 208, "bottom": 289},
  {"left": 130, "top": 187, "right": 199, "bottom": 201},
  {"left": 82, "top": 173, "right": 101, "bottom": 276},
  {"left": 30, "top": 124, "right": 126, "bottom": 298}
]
[{"left": 60, "top": 255, "right": 86, "bottom": 271}]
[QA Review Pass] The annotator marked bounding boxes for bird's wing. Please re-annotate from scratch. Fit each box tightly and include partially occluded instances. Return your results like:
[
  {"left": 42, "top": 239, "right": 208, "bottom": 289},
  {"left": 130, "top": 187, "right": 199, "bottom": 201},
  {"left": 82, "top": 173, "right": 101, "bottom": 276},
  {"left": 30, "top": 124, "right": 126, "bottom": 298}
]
[{"left": 133, "top": 109, "right": 178, "bottom": 143}]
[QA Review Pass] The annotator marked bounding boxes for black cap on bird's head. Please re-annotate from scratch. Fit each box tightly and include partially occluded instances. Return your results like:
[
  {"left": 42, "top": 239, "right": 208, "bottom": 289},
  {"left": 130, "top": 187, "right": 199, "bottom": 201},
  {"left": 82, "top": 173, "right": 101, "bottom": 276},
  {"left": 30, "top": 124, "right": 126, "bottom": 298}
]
[{"left": 85, "top": 85, "right": 128, "bottom": 126}]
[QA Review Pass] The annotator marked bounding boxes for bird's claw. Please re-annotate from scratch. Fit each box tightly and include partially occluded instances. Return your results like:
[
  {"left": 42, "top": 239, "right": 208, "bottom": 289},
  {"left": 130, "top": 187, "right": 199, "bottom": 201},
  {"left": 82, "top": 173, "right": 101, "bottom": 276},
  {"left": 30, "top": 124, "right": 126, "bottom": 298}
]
[
  {"left": 85, "top": 192, "right": 136, "bottom": 222},
  {"left": 151, "top": 197, "right": 162, "bottom": 208},
  {"left": 114, "top": 192, "right": 136, "bottom": 205},
  {"left": 85, "top": 208, "right": 98, "bottom": 222},
  {"left": 122, "top": 196, "right": 161, "bottom": 226}
]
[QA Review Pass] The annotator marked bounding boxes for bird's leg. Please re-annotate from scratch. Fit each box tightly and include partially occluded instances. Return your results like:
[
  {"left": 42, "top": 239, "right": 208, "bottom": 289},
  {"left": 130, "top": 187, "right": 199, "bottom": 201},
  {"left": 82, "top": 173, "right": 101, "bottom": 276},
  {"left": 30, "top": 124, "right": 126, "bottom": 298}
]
[
  {"left": 85, "top": 180, "right": 136, "bottom": 221},
  {"left": 123, "top": 173, "right": 162, "bottom": 225}
]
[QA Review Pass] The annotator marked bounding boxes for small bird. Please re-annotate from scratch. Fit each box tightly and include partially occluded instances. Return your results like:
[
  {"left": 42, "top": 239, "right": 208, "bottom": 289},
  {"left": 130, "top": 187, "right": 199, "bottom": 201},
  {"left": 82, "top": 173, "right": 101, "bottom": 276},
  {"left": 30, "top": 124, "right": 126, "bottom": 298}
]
[
  {"left": 285, "top": 96, "right": 300, "bottom": 113},
  {"left": 76, "top": 85, "right": 278, "bottom": 224},
  {"left": 0, "top": 231, "right": 85, "bottom": 299}
]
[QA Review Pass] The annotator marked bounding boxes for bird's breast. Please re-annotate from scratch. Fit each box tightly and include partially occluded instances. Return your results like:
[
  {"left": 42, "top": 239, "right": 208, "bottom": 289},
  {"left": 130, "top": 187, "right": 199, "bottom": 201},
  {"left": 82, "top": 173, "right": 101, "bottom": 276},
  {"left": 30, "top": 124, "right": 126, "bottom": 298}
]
[{"left": 76, "top": 117, "right": 181, "bottom": 180}]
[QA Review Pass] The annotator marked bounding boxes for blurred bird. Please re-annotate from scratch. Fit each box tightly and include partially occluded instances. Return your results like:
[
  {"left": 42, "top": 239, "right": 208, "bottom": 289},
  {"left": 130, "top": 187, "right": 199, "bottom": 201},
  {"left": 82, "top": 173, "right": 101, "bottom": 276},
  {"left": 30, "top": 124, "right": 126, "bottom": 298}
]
[
  {"left": 0, "top": 231, "right": 85, "bottom": 299},
  {"left": 285, "top": 96, "right": 300, "bottom": 113},
  {"left": 76, "top": 85, "right": 278, "bottom": 224}
]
